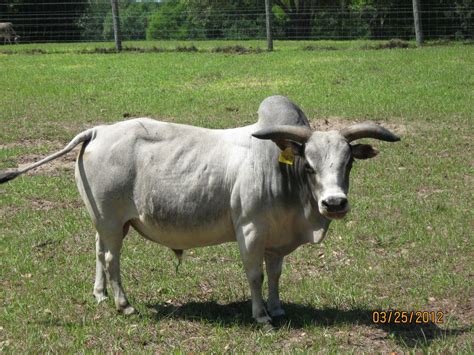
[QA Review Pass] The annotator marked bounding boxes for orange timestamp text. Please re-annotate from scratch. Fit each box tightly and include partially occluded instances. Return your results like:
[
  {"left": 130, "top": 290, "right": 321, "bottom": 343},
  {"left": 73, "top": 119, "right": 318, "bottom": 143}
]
[{"left": 372, "top": 311, "right": 444, "bottom": 324}]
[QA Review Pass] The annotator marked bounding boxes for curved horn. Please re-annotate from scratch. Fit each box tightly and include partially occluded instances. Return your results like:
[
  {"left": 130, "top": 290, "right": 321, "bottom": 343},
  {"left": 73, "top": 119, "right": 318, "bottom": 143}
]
[
  {"left": 340, "top": 122, "right": 400, "bottom": 142},
  {"left": 252, "top": 125, "right": 312, "bottom": 144}
]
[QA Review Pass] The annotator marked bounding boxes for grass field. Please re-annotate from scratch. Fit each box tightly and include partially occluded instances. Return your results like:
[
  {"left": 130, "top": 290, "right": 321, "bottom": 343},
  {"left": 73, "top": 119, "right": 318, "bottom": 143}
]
[{"left": 0, "top": 40, "right": 472, "bottom": 352}]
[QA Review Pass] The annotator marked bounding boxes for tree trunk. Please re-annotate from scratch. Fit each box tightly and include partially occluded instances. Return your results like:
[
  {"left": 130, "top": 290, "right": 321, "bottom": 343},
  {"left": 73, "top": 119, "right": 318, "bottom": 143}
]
[
  {"left": 110, "top": 0, "right": 122, "bottom": 52},
  {"left": 412, "top": 0, "right": 424, "bottom": 46},
  {"left": 265, "top": 0, "right": 273, "bottom": 51}
]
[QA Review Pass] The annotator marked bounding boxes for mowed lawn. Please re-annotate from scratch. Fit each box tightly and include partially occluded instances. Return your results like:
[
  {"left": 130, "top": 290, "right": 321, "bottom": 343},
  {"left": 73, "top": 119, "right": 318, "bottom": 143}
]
[{"left": 0, "top": 41, "right": 472, "bottom": 352}]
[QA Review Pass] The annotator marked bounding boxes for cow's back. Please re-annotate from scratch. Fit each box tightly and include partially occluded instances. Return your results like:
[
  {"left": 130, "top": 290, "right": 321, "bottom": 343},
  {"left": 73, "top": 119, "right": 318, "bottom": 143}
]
[
  {"left": 75, "top": 118, "right": 252, "bottom": 248},
  {"left": 0, "top": 22, "right": 13, "bottom": 32}
]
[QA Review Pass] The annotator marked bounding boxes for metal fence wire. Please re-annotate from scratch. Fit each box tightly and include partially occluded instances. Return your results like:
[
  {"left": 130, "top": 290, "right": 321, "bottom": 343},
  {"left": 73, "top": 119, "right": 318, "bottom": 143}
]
[{"left": 1, "top": 1, "right": 473, "bottom": 44}]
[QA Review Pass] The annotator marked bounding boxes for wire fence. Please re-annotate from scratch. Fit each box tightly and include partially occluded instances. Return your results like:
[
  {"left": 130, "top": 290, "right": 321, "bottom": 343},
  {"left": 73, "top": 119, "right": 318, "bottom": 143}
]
[{"left": 1, "top": 1, "right": 473, "bottom": 44}]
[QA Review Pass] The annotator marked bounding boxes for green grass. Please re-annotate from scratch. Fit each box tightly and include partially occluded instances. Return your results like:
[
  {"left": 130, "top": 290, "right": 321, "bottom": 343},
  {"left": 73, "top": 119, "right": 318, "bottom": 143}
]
[{"left": 0, "top": 40, "right": 473, "bottom": 352}]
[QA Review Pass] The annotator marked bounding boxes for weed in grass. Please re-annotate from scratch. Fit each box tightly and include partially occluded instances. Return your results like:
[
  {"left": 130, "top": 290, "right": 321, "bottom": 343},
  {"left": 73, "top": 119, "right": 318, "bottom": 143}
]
[
  {"left": 175, "top": 45, "right": 199, "bottom": 52},
  {"left": 362, "top": 38, "right": 415, "bottom": 50},
  {"left": 211, "top": 45, "right": 263, "bottom": 54},
  {"left": 301, "top": 45, "right": 339, "bottom": 51}
]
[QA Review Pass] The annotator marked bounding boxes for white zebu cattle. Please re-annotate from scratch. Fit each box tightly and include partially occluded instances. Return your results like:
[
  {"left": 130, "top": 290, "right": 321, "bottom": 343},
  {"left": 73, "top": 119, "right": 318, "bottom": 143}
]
[
  {"left": 0, "top": 22, "right": 19, "bottom": 44},
  {"left": 0, "top": 96, "right": 399, "bottom": 323}
]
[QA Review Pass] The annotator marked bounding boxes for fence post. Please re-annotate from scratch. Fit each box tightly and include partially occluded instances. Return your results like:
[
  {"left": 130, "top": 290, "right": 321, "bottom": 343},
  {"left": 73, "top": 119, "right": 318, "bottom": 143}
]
[
  {"left": 412, "top": 0, "right": 424, "bottom": 46},
  {"left": 110, "top": 0, "right": 122, "bottom": 52},
  {"left": 265, "top": 0, "right": 273, "bottom": 51}
]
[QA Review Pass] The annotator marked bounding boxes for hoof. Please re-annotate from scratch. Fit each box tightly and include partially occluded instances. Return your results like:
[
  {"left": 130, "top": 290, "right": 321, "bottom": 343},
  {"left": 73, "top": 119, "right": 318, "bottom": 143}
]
[
  {"left": 119, "top": 305, "right": 137, "bottom": 316},
  {"left": 255, "top": 315, "right": 272, "bottom": 324},
  {"left": 269, "top": 308, "right": 286, "bottom": 318},
  {"left": 93, "top": 293, "right": 108, "bottom": 304},
  {"left": 261, "top": 322, "right": 277, "bottom": 333}
]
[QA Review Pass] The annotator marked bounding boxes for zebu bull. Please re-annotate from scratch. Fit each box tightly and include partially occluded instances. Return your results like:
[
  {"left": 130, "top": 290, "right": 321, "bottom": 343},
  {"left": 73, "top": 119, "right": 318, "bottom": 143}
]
[
  {"left": 0, "top": 22, "right": 19, "bottom": 44},
  {"left": 0, "top": 96, "right": 399, "bottom": 323}
]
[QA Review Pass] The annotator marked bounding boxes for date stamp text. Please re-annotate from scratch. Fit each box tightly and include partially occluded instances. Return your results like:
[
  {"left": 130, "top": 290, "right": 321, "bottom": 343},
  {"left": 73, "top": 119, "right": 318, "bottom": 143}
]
[{"left": 372, "top": 311, "right": 444, "bottom": 324}]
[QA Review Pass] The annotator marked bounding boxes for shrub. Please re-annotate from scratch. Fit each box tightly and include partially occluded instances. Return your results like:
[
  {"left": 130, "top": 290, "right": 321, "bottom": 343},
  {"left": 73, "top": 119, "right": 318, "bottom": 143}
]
[
  {"left": 146, "top": 2, "right": 189, "bottom": 40},
  {"left": 103, "top": 3, "right": 159, "bottom": 41}
]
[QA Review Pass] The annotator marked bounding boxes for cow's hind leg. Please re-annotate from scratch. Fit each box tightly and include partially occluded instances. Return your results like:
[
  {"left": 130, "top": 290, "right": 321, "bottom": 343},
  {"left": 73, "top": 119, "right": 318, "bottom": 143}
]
[
  {"left": 96, "top": 224, "right": 135, "bottom": 315},
  {"left": 93, "top": 223, "right": 130, "bottom": 303},
  {"left": 93, "top": 233, "right": 107, "bottom": 303}
]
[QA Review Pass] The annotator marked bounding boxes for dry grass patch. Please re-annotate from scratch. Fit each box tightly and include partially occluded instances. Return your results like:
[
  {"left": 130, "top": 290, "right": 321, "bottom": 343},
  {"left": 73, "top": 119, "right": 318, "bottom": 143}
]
[
  {"left": 310, "top": 117, "right": 408, "bottom": 136},
  {"left": 16, "top": 151, "right": 76, "bottom": 177}
]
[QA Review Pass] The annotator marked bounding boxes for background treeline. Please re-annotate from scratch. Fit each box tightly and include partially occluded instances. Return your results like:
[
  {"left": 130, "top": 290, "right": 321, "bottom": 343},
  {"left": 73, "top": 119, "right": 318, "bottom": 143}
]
[
  {"left": 0, "top": 0, "right": 88, "bottom": 42},
  {"left": 1, "top": 0, "right": 473, "bottom": 42}
]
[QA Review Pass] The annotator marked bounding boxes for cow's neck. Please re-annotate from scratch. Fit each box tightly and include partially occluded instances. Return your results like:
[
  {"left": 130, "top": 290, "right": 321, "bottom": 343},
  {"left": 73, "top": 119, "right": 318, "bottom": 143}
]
[
  {"left": 275, "top": 156, "right": 330, "bottom": 243},
  {"left": 277, "top": 156, "right": 317, "bottom": 208}
]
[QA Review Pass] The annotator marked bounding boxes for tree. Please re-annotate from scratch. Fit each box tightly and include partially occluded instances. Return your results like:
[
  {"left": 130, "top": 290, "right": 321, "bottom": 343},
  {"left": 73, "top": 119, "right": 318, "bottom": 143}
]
[
  {"left": 183, "top": 0, "right": 266, "bottom": 39},
  {"left": 1, "top": 0, "right": 87, "bottom": 42},
  {"left": 272, "top": 0, "right": 349, "bottom": 39},
  {"left": 146, "top": 1, "right": 190, "bottom": 40}
]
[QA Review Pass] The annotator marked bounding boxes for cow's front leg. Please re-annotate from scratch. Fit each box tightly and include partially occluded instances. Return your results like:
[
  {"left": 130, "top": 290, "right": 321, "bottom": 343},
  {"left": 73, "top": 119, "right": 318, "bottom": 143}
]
[
  {"left": 265, "top": 253, "right": 285, "bottom": 317},
  {"left": 236, "top": 223, "right": 271, "bottom": 324}
]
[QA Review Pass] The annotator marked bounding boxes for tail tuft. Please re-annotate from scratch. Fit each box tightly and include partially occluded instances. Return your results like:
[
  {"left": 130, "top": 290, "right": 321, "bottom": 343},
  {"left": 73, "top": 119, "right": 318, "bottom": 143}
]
[
  {"left": 0, "top": 169, "right": 21, "bottom": 184},
  {"left": 172, "top": 249, "right": 184, "bottom": 260},
  {"left": 172, "top": 249, "right": 184, "bottom": 273}
]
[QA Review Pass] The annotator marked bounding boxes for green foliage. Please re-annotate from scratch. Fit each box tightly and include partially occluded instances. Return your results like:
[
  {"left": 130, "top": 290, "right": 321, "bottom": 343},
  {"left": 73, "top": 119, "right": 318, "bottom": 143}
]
[
  {"left": 146, "top": 1, "right": 190, "bottom": 40},
  {"left": 4, "top": 0, "right": 474, "bottom": 42},
  {"left": 79, "top": 1, "right": 160, "bottom": 41},
  {"left": 146, "top": 0, "right": 267, "bottom": 40},
  {"left": 184, "top": 0, "right": 266, "bottom": 39},
  {"left": 312, "top": 10, "right": 372, "bottom": 39},
  {"left": 77, "top": 2, "right": 110, "bottom": 41},
  {"left": 2, "top": 0, "right": 87, "bottom": 42},
  {"left": 103, "top": 6, "right": 155, "bottom": 41}
]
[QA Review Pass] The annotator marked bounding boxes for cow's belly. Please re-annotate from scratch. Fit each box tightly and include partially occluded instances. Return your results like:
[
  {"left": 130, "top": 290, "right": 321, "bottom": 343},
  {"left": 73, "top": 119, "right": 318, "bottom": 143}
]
[{"left": 131, "top": 212, "right": 236, "bottom": 249}]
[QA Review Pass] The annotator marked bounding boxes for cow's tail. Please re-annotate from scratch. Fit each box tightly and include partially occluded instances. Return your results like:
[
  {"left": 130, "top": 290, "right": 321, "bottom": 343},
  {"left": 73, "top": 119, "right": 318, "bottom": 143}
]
[{"left": 0, "top": 128, "right": 95, "bottom": 184}]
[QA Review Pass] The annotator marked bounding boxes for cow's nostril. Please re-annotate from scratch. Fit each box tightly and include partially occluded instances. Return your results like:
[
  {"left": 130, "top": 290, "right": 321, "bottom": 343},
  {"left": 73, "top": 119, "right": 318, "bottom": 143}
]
[
  {"left": 339, "top": 198, "right": 348, "bottom": 209},
  {"left": 322, "top": 197, "right": 348, "bottom": 211}
]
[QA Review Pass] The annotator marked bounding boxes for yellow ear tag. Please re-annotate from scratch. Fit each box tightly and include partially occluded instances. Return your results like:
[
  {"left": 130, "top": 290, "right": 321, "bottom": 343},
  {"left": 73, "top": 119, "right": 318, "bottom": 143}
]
[{"left": 278, "top": 147, "right": 295, "bottom": 165}]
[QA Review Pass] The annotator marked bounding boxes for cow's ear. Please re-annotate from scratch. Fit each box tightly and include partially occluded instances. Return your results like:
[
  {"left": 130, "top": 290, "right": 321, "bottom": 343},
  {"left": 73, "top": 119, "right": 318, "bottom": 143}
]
[
  {"left": 351, "top": 144, "right": 379, "bottom": 160},
  {"left": 283, "top": 141, "right": 305, "bottom": 156}
]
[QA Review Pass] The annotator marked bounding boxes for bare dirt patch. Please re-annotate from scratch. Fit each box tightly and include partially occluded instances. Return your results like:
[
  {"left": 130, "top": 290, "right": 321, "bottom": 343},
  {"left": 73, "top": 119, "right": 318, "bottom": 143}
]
[
  {"left": 310, "top": 117, "right": 357, "bottom": 131},
  {"left": 29, "top": 199, "right": 59, "bottom": 211},
  {"left": 48, "top": 120, "right": 96, "bottom": 135},
  {"left": 310, "top": 117, "right": 407, "bottom": 136},
  {"left": 2, "top": 139, "right": 81, "bottom": 177},
  {"left": 302, "top": 44, "right": 339, "bottom": 51},
  {"left": 362, "top": 39, "right": 415, "bottom": 50},
  {"left": 427, "top": 294, "right": 473, "bottom": 328},
  {"left": 16, "top": 152, "right": 77, "bottom": 177},
  {"left": 211, "top": 45, "right": 263, "bottom": 54},
  {"left": 0, "top": 138, "right": 65, "bottom": 151},
  {"left": 416, "top": 187, "right": 446, "bottom": 200},
  {"left": 27, "top": 197, "right": 83, "bottom": 211}
]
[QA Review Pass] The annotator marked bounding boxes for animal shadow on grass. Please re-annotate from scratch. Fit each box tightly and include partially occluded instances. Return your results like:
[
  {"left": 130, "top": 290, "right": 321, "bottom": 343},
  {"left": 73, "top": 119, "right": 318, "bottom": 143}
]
[{"left": 146, "top": 301, "right": 468, "bottom": 348}]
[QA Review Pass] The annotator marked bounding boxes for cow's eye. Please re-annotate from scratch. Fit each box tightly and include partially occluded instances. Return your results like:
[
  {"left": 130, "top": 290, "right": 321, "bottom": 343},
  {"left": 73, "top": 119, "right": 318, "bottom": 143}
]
[
  {"left": 347, "top": 158, "right": 354, "bottom": 169},
  {"left": 305, "top": 164, "right": 315, "bottom": 174}
]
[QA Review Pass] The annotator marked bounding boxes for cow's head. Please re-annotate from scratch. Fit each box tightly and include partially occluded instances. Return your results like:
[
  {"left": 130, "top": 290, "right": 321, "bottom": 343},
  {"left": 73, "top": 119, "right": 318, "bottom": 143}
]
[{"left": 252, "top": 122, "right": 400, "bottom": 220}]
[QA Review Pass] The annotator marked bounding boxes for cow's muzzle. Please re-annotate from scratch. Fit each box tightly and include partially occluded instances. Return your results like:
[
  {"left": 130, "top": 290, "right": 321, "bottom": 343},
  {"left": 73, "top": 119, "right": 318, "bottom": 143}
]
[{"left": 319, "top": 196, "right": 350, "bottom": 219}]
